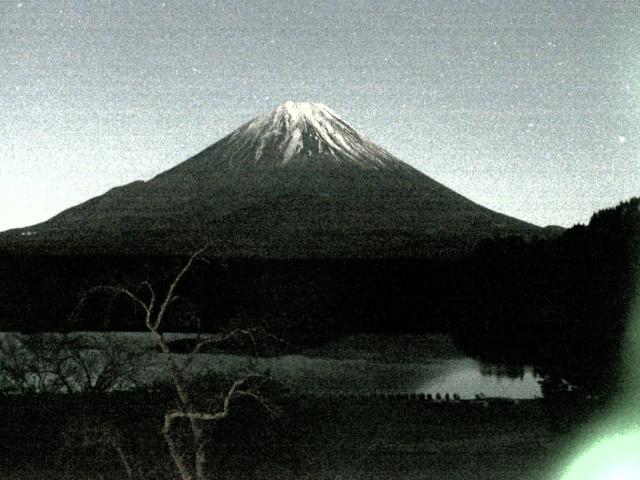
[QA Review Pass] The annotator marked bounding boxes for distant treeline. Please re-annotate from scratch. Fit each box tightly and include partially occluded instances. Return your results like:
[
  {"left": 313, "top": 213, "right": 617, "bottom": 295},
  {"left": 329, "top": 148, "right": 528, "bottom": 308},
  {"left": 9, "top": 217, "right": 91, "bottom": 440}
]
[
  {"left": 453, "top": 197, "right": 640, "bottom": 396},
  {"left": 0, "top": 252, "right": 466, "bottom": 343},
  {"left": 1, "top": 198, "right": 637, "bottom": 395}
]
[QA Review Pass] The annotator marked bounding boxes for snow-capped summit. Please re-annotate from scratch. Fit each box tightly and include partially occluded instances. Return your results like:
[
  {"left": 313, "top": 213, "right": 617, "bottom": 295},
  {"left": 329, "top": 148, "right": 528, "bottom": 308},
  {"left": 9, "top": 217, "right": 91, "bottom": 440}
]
[
  {"left": 271, "top": 101, "right": 334, "bottom": 124},
  {"left": 220, "top": 101, "right": 409, "bottom": 170}
]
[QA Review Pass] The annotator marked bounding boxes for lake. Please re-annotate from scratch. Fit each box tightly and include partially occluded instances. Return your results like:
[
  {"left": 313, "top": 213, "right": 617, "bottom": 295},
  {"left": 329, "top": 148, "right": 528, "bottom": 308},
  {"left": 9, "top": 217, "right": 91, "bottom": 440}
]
[
  {"left": 182, "top": 334, "right": 541, "bottom": 399},
  {"left": 0, "top": 332, "right": 541, "bottom": 399}
]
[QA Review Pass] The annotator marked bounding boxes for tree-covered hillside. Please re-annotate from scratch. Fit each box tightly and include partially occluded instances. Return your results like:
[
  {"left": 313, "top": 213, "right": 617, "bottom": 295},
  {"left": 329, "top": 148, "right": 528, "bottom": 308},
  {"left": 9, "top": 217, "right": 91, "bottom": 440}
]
[{"left": 454, "top": 198, "right": 640, "bottom": 396}]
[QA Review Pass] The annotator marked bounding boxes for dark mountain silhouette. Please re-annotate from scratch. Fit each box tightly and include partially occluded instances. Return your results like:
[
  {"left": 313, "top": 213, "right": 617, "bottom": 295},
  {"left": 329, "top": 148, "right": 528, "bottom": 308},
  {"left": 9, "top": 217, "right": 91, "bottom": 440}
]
[{"left": 1, "top": 101, "right": 538, "bottom": 257}]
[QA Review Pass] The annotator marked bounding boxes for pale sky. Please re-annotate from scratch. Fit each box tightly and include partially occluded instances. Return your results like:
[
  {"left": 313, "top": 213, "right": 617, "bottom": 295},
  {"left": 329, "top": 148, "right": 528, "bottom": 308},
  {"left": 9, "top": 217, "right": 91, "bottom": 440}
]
[{"left": 1, "top": 0, "right": 639, "bottom": 231}]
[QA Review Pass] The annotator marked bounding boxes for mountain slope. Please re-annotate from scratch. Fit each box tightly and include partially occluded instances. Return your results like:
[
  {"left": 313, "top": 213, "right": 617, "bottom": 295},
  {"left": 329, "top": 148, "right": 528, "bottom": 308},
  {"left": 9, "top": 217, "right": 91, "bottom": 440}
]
[{"left": 1, "top": 101, "right": 539, "bottom": 257}]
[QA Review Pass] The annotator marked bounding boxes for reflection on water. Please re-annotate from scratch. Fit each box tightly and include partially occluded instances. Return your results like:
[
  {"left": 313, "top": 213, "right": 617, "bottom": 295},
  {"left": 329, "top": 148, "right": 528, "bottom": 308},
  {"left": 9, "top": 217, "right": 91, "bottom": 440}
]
[
  {"left": 183, "top": 354, "right": 541, "bottom": 399},
  {"left": 0, "top": 333, "right": 542, "bottom": 399},
  {"left": 418, "top": 358, "right": 541, "bottom": 399}
]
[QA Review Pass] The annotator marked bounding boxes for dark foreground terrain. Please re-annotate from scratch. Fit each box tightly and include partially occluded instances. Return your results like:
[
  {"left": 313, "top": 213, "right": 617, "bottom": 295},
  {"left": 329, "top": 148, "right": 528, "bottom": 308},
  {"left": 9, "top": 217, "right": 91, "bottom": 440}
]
[{"left": 0, "top": 388, "right": 593, "bottom": 480}]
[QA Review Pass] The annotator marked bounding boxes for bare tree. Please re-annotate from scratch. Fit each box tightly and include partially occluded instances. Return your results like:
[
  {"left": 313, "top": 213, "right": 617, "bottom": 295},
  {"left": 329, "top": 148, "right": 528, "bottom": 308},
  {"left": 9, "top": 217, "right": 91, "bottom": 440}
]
[
  {"left": 0, "top": 332, "right": 150, "bottom": 479},
  {"left": 78, "top": 246, "right": 277, "bottom": 480},
  {"left": 0, "top": 332, "right": 143, "bottom": 394}
]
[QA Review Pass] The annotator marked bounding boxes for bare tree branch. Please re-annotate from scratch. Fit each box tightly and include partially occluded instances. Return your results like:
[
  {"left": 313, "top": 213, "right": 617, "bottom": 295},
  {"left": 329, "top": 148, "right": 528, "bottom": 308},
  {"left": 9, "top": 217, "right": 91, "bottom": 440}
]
[
  {"left": 154, "top": 245, "right": 209, "bottom": 332},
  {"left": 66, "top": 245, "right": 280, "bottom": 480},
  {"left": 0, "top": 333, "right": 145, "bottom": 394}
]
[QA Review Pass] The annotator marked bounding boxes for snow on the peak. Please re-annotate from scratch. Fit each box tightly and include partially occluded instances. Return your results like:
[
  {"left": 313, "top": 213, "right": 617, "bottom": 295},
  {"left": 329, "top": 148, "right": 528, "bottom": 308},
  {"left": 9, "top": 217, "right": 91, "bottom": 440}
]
[
  {"left": 278, "top": 101, "right": 334, "bottom": 119},
  {"left": 282, "top": 126, "right": 303, "bottom": 164},
  {"left": 225, "top": 101, "right": 409, "bottom": 170}
]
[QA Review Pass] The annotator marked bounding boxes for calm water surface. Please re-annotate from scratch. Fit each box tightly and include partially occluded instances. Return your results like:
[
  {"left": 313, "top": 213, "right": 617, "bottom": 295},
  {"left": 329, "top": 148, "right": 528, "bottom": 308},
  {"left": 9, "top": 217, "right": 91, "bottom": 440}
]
[
  {"left": 0, "top": 332, "right": 541, "bottom": 399},
  {"left": 182, "top": 354, "right": 541, "bottom": 399},
  {"left": 184, "top": 334, "right": 542, "bottom": 399}
]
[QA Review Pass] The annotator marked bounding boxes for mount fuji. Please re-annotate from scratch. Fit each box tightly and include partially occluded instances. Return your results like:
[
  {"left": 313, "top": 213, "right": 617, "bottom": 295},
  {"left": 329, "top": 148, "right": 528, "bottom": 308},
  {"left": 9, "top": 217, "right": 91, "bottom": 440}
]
[{"left": 2, "top": 101, "right": 539, "bottom": 257}]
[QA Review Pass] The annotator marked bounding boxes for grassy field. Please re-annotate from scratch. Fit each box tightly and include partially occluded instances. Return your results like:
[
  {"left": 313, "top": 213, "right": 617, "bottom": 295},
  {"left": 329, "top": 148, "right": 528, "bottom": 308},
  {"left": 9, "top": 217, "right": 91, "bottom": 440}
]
[{"left": 0, "top": 388, "right": 591, "bottom": 480}]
